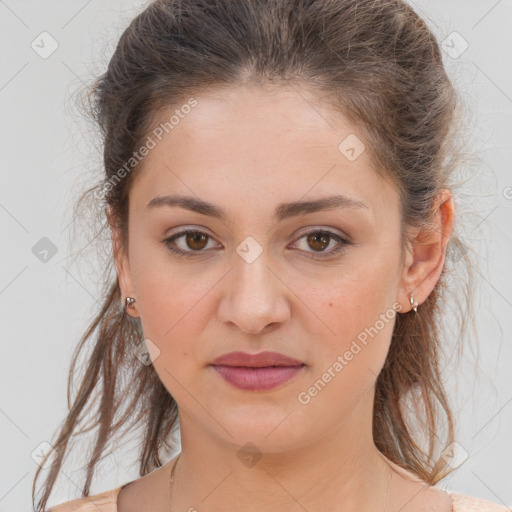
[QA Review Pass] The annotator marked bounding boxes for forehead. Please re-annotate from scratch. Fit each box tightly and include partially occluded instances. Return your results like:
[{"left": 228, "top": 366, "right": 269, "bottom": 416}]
[
  {"left": 164, "top": 84, "right": 356, "bottom": 148},
  {"left": 129, "top": 85, "right": 398, "bottom": 221}
]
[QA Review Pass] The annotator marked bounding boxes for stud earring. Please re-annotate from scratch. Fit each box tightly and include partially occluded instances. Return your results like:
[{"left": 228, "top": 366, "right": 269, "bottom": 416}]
[
  {"left": 409, "top": 294, "right": 418, "bottom": 312},
  {"left": 124, "top": 297, "right": 136, "bottom": 311}
]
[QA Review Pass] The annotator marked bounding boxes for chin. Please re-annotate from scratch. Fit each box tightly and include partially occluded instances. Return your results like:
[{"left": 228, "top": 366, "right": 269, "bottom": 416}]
[{"left": 213, "top": 408, "right": 314, "bottom": 452}]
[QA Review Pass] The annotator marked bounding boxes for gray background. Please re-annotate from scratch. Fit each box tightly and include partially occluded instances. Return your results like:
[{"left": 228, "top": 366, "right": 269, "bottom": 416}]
[{"left": 1, "top": 1, "right": 511, "bottom": 510}]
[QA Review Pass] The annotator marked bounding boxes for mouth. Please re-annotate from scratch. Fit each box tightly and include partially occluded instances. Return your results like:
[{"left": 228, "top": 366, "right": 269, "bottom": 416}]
[
  {"left": 209, "top": 351, "right": 305, "bottom": 391},
  {"left": 210, "top": 350, "right": 304, "bottom": 368},
  {"left": 210, "top": 364, "right": 305, "bottom": 391}
]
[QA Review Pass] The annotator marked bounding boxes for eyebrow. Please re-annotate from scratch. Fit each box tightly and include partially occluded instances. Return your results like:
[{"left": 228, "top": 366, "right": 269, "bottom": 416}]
[{"left": 146, "top": 194, "right": 369, "bottom": 223}]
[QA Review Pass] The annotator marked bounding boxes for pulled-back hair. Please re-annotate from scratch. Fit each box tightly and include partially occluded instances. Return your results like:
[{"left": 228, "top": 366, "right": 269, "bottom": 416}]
[{"left": 33, "top": 1, "right": 476, "bottom": 510}]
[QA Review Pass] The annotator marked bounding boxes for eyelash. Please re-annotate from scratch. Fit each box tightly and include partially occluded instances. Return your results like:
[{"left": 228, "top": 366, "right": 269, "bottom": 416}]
[{"left": 162, "top": 229, "right": 351, "bottom": 259}]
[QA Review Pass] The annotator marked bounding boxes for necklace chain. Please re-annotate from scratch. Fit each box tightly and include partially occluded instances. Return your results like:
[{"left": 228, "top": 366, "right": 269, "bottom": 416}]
[
  {"left": 168, "top": 453, "right": 180, "bottom": 512},
  {"left": 168, "top": 453, "right": 392, "bottom": 511},
  {"left": 383, "top": 461, "right": 392, "bottom": 511}
]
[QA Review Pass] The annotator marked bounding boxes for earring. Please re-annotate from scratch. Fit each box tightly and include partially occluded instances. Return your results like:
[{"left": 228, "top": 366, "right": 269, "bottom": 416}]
[
  {"left": 124, "top": 297, "right": 136, "bottom": 311},
  {"left": 409, "top": 294, "right": 418, "bottom": 312}
]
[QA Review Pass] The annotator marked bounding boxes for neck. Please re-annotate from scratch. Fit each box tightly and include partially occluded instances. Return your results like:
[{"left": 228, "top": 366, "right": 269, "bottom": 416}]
[{"left": 168, "top": 391, "right": 393, "bottom": 512}]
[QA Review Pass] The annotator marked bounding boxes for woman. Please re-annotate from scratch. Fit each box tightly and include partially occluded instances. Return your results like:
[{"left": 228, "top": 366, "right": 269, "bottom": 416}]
[{"left": 33, "top": 0, "right": 507, "bottom": 511}]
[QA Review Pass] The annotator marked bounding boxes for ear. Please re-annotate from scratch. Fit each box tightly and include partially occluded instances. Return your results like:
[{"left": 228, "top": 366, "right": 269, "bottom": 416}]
[
  {"left": 106, "top": 206, "right": 139, "bottom": 318},
  {"left": 396, "top": 189, "right": 455, "bottom": 312}
]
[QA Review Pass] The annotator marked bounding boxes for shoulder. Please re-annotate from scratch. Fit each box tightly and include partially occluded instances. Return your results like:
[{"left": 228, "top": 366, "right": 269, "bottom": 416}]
[
  {"left": 449, "top": 491, "right": 510, "bottom": 512},
  {"left": 46, "top": 486, "right": 123, "bottom": 512}
]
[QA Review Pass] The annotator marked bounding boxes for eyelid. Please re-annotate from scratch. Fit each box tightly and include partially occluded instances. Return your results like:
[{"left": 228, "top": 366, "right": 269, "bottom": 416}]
[
  {"left": 165, "top": 225, "right": 351, "bottom": 242},
  {"left": 293, "top": 225, "right": 351, "bottom": 242},
  {"left": 287, "top": 229, "right": 351, "bottom": 258},
  {"left": 163, "top": 225, "right": 352, "bottom": 259}
]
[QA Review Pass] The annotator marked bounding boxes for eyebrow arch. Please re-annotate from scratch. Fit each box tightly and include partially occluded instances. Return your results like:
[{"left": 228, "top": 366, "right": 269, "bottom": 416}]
[{"left": 146, "top": 194, "right": 369, "bottom": 223}]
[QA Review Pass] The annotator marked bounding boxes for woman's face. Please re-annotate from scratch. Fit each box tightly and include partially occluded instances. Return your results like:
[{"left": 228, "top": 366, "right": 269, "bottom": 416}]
[{"left": 114, "top": 85, "right": 410, "bottom": 452}]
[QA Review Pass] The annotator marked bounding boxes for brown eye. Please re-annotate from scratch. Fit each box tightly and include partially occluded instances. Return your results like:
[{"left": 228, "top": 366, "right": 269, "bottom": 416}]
[
  {"left": 185, "top": 232, "right": 209, "bottom": 250},
  {"left": 164, "top": 228, "right": 350, "bottom": 260},
  {"left": 307, "top": 232, "right": 330, "bottom": 252},
  {"left": 291, "top": 229, "right": 351, "bottom": 259},
  {"left": 163, "top": 229, "right": 218, "bottom": 257}
]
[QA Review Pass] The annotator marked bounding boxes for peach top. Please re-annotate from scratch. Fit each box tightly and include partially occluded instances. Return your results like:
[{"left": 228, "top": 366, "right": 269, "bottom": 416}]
[{"left": 47, "top": 482, "right": 510, "bottom": 512}]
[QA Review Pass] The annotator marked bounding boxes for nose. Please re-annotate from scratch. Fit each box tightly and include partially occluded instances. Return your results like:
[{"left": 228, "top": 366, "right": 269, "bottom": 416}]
[{"left": 217, "top": 249, "right": 291, "bottom": 335}]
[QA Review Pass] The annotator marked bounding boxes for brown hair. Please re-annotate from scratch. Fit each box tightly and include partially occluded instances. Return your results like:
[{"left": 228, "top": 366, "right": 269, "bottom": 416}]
[{"left": 33, "top": 0, "right": 476, "bottom": 509}]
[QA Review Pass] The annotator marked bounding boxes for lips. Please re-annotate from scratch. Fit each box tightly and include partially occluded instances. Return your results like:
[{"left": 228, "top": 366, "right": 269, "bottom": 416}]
[
  {"left": 210, "top": 350, "right": 304, "bottom": 368},
  {"left": 209, "top": 351, "right": 305, "bottom": 391}
]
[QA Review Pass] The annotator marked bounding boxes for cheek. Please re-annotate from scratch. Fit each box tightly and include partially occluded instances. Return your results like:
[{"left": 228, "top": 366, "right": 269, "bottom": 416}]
[
  {"left": 294, "top": 280, "right": 398, "bottom": 420},
  {"left": 133, "top": 267, "right": 213, "bottom": 393},
  {"left": 303, "top": 250, "right": 401, "bottom": 368},
  {"left": 135, "top": 273, "right": 211, "bottom": 341},
  {"left": 128, "top": 244, "right": 213, "bottom": 352}
]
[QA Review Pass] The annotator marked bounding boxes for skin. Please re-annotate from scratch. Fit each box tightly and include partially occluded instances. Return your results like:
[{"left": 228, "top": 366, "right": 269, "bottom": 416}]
[{"left": 110, "top": 84, "right": 455, "bottom": 512}]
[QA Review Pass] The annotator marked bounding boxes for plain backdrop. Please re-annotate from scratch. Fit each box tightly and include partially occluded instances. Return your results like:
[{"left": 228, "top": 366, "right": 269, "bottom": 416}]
[{"left": 1, "top": 1, "right": 511, "bottom": 510}]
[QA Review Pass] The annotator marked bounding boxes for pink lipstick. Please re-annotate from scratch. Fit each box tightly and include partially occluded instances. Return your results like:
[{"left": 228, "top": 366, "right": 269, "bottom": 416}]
[{"left": 209, "top": 351, "right": 305, "bottom": 391}]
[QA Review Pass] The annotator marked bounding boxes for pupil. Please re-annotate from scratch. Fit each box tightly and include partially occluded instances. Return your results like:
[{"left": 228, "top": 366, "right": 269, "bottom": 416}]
[
  {"left": 188, "top": 232, "right": 207, "bottom": 250},
  {"left": 309, "top": 233, "right": 329, "bottom": 251}
]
